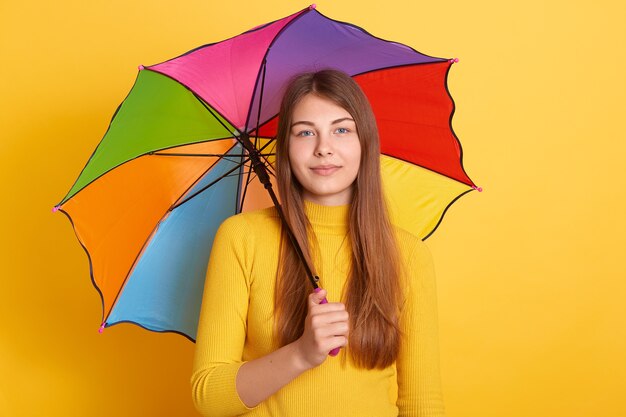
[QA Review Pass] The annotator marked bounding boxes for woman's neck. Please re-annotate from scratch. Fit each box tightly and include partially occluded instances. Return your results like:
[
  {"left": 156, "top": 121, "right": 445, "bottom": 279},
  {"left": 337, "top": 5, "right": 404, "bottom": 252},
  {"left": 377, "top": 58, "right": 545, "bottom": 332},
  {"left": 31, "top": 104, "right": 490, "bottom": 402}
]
[{"left": 303, "top": 199, "right": 350, "bottom": 235}]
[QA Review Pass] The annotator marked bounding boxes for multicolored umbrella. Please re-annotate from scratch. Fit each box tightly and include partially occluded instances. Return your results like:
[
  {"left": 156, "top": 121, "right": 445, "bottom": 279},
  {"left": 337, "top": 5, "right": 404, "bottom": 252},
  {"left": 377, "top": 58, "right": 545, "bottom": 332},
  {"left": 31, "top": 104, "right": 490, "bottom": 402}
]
[{"left": 54, "top": 5, "right": 479, "bottom": 342}]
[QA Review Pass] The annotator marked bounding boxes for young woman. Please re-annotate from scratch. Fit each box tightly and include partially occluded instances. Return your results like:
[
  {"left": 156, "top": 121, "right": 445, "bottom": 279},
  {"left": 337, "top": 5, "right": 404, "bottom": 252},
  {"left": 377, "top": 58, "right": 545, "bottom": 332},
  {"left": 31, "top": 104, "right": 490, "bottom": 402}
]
[{"left": 191, "top": 70, "right": 447, "bottom": 417}]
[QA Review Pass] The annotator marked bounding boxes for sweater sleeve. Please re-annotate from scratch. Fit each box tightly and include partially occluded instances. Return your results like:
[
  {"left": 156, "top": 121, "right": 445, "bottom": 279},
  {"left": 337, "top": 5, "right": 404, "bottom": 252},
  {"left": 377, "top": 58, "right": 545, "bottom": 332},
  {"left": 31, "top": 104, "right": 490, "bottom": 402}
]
[
  {"left": 191, "top": 215, "right": 258, "bottom": 417},
  {"left": 397, "top": 240, "right": 447, "bottom": 417}
]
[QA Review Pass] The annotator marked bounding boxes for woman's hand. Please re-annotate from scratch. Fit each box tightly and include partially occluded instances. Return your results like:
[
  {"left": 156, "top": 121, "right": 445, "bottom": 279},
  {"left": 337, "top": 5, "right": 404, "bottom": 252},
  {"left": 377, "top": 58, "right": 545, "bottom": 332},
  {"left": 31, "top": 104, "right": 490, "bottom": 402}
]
[
  {"left": 233, "top": 288, "right": 348, "bottom": 408},
  {"left": 293, "top": 288, "right": 350, "bottom": 370}
]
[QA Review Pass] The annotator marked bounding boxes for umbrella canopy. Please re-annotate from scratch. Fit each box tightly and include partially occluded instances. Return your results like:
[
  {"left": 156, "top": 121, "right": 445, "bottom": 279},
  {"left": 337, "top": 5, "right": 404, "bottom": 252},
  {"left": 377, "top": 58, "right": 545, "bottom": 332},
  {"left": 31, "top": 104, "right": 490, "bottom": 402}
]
[{"left": 55, "top": 5, "right": 478, "bottom": 341}]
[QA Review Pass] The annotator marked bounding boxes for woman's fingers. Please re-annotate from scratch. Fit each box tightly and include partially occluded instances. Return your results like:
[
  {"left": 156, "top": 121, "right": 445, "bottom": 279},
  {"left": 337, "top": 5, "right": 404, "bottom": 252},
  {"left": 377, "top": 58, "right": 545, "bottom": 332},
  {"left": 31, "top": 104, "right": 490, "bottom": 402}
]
[
  {"left": 309, "top": 309, "right": 349, "bottom": 326},
  {"left": 296, "top": 288, "right": 351, "bottom": 368},
  {"left": 308, "top": 288, "right": 327, "bottom": 307},
  {"left": 312, "top": 321, "right": 350, "bottom": 339}
]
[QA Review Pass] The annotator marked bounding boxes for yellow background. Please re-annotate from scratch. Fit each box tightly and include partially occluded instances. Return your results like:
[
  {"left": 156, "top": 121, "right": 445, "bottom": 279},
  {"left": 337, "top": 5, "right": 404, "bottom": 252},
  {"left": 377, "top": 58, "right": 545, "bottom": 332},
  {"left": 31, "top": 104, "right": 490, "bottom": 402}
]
[{"left": 2, "top": 0, "right": 625, "bottom": 415}]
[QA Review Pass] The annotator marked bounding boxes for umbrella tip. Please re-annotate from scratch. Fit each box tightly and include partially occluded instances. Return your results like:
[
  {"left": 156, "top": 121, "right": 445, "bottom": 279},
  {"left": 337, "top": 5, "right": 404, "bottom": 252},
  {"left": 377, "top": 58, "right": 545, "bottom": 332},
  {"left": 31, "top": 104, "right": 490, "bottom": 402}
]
[
  {"left": 449, "top": 57, "right": 459, "bottom": 63},
  {"left": 99, "top": 323, "right": 106, "bottom": 334},
  {"left": 309, "top": 3, "right": 316, "bottom": 9},
  {"left": 472, "top": 185, "right": 483, "bottom": 192},
  {"left": 52, "top": 205, "right": 60, "bottom": 213},
  {"left": 138, "top": 65, "right": 145, "bottom": 71}
]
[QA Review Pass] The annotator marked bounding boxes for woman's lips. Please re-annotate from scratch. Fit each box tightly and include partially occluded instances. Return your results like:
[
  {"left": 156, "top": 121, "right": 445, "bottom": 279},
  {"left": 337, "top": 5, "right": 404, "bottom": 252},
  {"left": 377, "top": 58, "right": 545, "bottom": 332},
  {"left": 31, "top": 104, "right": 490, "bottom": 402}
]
[{"left": 310, "top": 165, "right": 340, "bottom": 176}]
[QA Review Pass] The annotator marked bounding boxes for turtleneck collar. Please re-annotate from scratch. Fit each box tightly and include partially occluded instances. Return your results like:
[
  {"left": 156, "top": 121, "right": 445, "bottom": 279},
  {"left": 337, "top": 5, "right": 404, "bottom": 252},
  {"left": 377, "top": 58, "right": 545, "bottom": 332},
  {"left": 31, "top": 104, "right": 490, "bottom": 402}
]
[{"left": 303, "top": 199, "right": 350, "bottom": 235}]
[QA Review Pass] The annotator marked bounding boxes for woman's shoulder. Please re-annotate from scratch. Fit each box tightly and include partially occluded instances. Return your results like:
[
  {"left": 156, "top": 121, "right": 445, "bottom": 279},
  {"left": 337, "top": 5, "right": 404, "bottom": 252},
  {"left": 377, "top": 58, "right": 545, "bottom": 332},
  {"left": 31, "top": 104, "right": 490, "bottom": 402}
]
[
  {"left": 217, "top": 206, "right": 281, "bottom": 235},
  {"left": 391, "top": 224, "right": 434, "bottom": 270},
  {"left": 210, "top": 207, "right": 282, "bottom": 270},
  {"left": 392, "top": 224, "right": 425, "bottom": 253}
]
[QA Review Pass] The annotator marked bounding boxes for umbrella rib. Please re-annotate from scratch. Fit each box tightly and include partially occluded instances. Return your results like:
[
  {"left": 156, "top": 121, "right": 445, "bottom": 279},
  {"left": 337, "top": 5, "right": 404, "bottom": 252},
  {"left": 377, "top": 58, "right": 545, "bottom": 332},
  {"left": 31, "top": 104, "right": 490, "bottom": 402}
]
[
  {"left": 223, "top": 169, "right": 256, "bottom": 179},
  {"left": 241, "top": 6, "right": 314, "bottom": 134},
  {"left": 262, "top": 162, "right": 276, "bottom": 178},
  {"left": 171, "top": 156, "right": 250, "bottom": 210},
  {"left": 152, "top": 151, "right": 275, "bottom": 166},
  {"left": 239, "top": 159, "right": 253, "bottom": 213},
  {"left": 257, "top": 140, "right": 277, "bottom": 177},
  {"left": 152, "top": 152, "right": 275, "bottom": 158},
  {"left": 168, "top": 141, "right": 238, "bottom": 211},
  {"left": 234, "top": 151, "right": 244, "bottom": 215},
  {"left": 157, "top": 153, "right": 243, "bottom": 165},
  {"left": 192, "top": 92, "right": 241, "bottom": 137},
  {"left": 140, "top": 66, "right": 239, "bottom": 142},
  {"left": 239, "top": 59, "right": 270, "bottom": 212},
  {"left": 251, "top": 58, "right": 268, "bottom": 136},
  {"left": 152, "top": 152, "right": 252, "bottom": 158}
]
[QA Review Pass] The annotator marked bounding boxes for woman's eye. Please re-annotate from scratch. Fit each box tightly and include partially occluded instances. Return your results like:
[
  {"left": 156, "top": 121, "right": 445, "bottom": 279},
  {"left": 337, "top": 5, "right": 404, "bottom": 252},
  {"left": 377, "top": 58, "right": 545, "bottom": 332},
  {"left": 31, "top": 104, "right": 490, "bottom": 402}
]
[
  {"left": 296, "top": 130, "right": 314, "bottom": 137},
  {"left": 335, "top": 127, "right": 350, "bottom": 134}
]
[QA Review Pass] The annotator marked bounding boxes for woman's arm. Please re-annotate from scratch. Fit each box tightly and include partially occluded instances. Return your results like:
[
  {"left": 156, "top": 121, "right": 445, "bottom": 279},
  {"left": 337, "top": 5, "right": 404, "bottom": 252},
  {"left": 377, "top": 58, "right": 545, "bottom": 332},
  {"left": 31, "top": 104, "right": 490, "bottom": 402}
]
[
  {"left": 191, "top": 216, "right": 255, "bottom": 417},
  {"left": 397, "top": 240, "right": 447, "bottom": 417},
  {"left": 236, "top": 288, "right": 348, "bottom": 407}
]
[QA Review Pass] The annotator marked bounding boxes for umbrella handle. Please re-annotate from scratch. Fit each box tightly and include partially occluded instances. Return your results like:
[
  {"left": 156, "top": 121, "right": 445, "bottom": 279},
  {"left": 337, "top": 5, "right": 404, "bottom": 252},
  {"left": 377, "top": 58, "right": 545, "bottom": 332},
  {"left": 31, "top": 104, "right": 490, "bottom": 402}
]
[{"left": 318, "top": 296, "right": 341, "bottom": 357}]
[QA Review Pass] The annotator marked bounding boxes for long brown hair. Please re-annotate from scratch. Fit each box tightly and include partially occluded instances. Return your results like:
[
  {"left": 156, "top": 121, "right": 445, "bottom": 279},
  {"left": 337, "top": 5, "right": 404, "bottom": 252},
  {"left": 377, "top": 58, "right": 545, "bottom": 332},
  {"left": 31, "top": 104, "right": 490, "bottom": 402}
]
[{"left": 273, "top": 69, "right": 403, "bottom": 369}]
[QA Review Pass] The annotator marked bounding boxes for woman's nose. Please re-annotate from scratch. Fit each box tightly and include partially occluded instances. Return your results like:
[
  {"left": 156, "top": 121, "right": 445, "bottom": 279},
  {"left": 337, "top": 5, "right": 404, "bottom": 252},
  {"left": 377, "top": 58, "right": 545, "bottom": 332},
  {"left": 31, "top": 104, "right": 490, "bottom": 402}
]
[{"left": 314, "top": 133, "right": 333, "bottom": 156}]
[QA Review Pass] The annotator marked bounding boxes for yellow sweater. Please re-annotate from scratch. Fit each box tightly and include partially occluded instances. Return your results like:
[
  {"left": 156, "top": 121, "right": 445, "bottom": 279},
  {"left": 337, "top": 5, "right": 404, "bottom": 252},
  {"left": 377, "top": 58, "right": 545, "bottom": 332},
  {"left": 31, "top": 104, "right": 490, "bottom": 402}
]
[{"left": 191, "top": 200, "right": 447, "bottom": 417}]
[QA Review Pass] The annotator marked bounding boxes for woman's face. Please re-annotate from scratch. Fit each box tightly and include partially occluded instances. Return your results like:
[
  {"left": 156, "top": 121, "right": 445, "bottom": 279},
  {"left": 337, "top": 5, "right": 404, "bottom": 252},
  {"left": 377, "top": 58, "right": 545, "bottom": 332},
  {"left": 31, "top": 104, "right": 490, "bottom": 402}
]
[{"left": 288, "top": 93, "right": 362, "bottom": 206}]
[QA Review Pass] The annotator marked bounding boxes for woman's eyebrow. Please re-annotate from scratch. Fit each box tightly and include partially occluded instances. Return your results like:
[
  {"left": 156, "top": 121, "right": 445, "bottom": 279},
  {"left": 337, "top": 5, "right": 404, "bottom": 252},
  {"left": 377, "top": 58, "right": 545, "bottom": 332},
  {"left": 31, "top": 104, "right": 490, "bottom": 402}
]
[
  {"left": 291, "top": 118, "right": 355, "bottom": 128},
  {"left": 291, "top": 121, "right": 314, "bottom": 128},
  {"left": 331, "top": 117, "right": 354, "bottom": 125}
]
